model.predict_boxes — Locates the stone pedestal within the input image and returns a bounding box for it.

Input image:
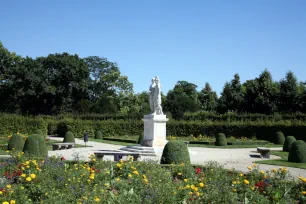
[142,114,168,148]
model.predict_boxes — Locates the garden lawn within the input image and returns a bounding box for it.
[254,151,306,169]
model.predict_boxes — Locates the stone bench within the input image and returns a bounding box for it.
[93,150,156,161]
[257,147,270,158]
[52,143,75,151]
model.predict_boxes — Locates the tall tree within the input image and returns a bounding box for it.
[279,71,299,112]
[218,74,244,113]
[198,82,218,111]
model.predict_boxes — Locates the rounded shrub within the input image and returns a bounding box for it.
[216,133,227,146]
[138,132,144,144]
[161,141,190,164]
[7,133,25,151]
[94,130,103,139]
[63,131,75,143]
[288,140,306,163]
[275,132,285,144]
[23,134,48,157]
[34,129,43,135]
[283,136,296,152]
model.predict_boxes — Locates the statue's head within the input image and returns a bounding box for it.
[155,76,160,84]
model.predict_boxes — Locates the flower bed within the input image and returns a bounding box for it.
[0,152,305,203]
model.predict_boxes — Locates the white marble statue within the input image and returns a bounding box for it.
[149,76,163,115]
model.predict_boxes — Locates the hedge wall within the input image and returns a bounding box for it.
[0,114,48,136]
[1,114,306,143]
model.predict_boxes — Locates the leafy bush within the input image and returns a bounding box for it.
[56,121,68,137]
[7,133,25,151]
[216,133,227,146]
[137,132,144,144]
[288,140,306,163]
[283,136,296,152]
[63,131,75,143]
[23,134,48,157]
[161,141,190,164]
[275,132,285,144]
[94,130,103,139]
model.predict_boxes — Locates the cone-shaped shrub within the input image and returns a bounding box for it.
[138,132,144,144]
[7,133,25,151]
[63,131,75,143]
[275,132,285,145]
[283,136,296,152]
[216,133,227,146]
[288,140,306,163]
[161,141,190,164]
[23,134,47,157]
[94,130,103,139]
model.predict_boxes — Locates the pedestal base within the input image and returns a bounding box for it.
[142,114,168,148]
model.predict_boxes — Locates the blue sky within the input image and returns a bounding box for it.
[1,0,306,95]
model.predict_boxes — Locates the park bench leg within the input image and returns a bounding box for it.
[114,155,123,161]
[263,152,270,158]
[133,155,140,161]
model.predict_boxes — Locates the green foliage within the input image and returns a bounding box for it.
[23,134,48,157]
[7,133,25,151]
[0,114,47,136]
[288,140,306,163]
[94,130,103,139]
[283,136,296,152]
[161,141,190,164]
[137,132,144,144]
[56,122,68,137]
[63,131,75,143]
[275,132,285,144]
[216,133,227,146]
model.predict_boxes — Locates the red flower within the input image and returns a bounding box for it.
[196,167,201,174]
[61,156,65,161]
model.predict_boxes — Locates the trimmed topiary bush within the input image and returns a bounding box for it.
[161,141,190,164]
[7,133,25,151]
[94,130,103,139]
[63,131,75,143]
[34,130,43,135]
[23,134,48,157]
[283,136,296,152]
[138,132,144,144]
[275,132,285,144]
[288,140,306,163]
[216,133,227,146]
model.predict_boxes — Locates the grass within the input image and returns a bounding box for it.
[89,138,136,146]
[254,150,306,169]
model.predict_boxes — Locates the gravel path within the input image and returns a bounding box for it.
[48,136,306,178]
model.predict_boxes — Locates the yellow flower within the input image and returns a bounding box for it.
[239,173,244,177]
[26,177,32,182]
[232,188,237,192]
[302,191,306,195]
[194,187,198,192]
[143,178,149,184]
[30,174,36,179]
[184,179,188,182]
[20,186,24,190]
[128,174,132,178]
[132,171,139,175]
[142,175,147,179]
[188,192,193,196]
[10,200,16,204]
[115,178,120,182]
[94,197,100,202]
[199,182,204,188]
[250,187,255,191]
[244,179,249,185]
[89,174,95,180]
[185,185,190,189]
[260,170,265,174]
[2,202,9,204]
[253,163,257,167]
[191,185,195,190]
[232,181,237,185]
[177,172,182,176]
[247,166,252,171]
[272,168,277,173]
[6,185,11,189]
[195,192,200,196]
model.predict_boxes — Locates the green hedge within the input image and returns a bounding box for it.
[1,114,306,143]
[0,114,48,136]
